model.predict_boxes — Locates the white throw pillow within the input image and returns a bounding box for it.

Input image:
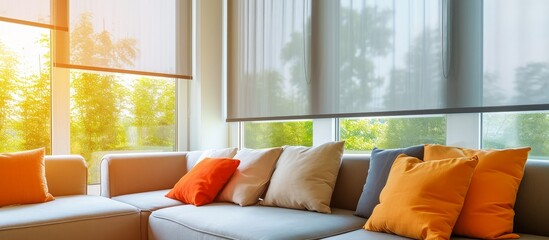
[261,141,345,213]
[217,147,283,206]
[196,147,238,164]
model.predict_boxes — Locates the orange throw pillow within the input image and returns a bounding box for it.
[0,148,55,207]
[365,154,478,240]
[424,144,531,239]
[166,157,240,206]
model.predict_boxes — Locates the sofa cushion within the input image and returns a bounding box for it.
[261,141,345,213]
[217,147,283,206]
[323,230,549,240]
[425,145,531,239]
[166,158,240,206]
[0,195,138,230]
[354,145,423,218]
[197,148,238,164]
[149,203,364,240]
[112,189,182,212]
[0,195,140,240]
[365,155,478,240]
[0,148,54,207]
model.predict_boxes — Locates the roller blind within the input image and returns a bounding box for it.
[228,0,448,121]
[0,0,192,79]
[228,0,549,122]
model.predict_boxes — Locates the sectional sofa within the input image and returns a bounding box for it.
[2,151,549,240]
[0,155,140,240]
[100,151,549,240]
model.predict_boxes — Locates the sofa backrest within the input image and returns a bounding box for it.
[100,152,188,197]
[330,154,370,211]
[330,155,549,237]
[45,155,87,196]
[513,159,549,236]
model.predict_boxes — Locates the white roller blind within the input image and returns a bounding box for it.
[0,0,192,79]
[56,0,192,79]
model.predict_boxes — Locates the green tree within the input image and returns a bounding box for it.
[131,77,175,147]
[0,41,19,151]
[70,13,136,163]
[382,28,446,148]
[514,63,549,157]
[338,6,392,112]
[17,34,51,153]
[244,121,312,149]
[340,118,386,151]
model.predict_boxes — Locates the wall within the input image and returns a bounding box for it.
[183,0,229,151]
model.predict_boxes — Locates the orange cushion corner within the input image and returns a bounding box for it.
[0,148,55,207]
[424,144,531,239]
[166,157,240,206]
[365,154,478,240]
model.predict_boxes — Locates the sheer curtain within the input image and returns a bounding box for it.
[228,0,445,121]
[483,0,549,107]
[228,0,311,120]
[55,0,192,79]
[0,0,192,79]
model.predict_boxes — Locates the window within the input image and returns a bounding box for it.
[0,22,51,153]
[242,120,313,149]
[483,112,549,159]
[0,0,192,184]
[340,116,446,153]
[71,72,176,184]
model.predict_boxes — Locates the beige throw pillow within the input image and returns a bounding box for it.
[261,141,345,213]
[196,147,238,164]
[217,147,283,206]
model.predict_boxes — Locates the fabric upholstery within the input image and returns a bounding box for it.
[324,230,549,240]
[113,190,181,240]
[197,147,238,163]
[0,195,140,240]
[149,203,364,240]
[44,155,87,196]
[514,160,549,237]
[0,148,54,207]
[425,145,531,239]
[101,152,188,198]
[217,147,283,206]
[262,141,345,213]
[330,154,370,211]
[166,158,240,206]
[365,155,478,240]
[355,145,424,218]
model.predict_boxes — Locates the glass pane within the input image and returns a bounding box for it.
[0,22,51,153]
[243,120,313,149]
[70,71,176,184]
[483,112,549,159]
[340,116,446,153]
[484,0,549,106]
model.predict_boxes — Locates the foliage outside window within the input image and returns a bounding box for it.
[340,116,446,153]
[0,22,51,154]
[483,112,549,160]
[243,121,313,149]
[0,6,180,184]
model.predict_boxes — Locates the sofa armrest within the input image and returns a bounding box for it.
[100,152,188,198]
[45,155,87,196]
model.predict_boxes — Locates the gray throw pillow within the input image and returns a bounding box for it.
[354,145,424,218]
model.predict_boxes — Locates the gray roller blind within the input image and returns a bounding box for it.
[227,0,549,122]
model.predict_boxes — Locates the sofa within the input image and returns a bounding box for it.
[0,155,141,240]
[100,151,549,240]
